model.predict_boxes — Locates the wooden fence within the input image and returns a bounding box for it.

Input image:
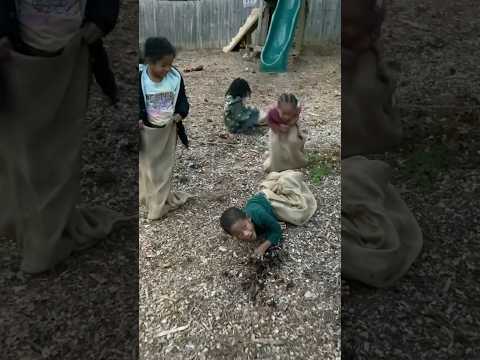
[139,0,340,50]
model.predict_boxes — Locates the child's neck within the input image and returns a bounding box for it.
[146,66,164,83]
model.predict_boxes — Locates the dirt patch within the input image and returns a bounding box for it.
[140,50,341,359]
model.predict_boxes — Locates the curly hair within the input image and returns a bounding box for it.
[220,207,247,234]
[144,37,176,63]
[226,78,252,99]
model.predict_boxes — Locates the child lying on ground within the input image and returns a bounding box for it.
[220,171,317,259]
[139,37,191,220]
[263,93,307,172]
[224,78,266,134]
[220,193,282,259]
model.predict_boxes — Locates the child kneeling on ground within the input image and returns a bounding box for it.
[224,78,266,134]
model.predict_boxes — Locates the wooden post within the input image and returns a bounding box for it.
[292,0,306,57]
[252,0,263,48]
[253,0,272,54]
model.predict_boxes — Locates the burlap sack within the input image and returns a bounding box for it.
[263,125,307,173]
[260,170,317,226]
[342,156,423,287]
[0,34,127,273]
[139,120,191,220]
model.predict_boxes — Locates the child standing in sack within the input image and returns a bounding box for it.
[139,37,191,220]
[263,93,307,173]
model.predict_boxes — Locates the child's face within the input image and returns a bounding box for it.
[342,24,373,51]
[342,0,378,51]
[241,93,251,105]
[230,218,257,242]
[149,54,175,81]
[278,102,300,123]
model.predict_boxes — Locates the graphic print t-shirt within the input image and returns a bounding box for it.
[140,65,181,127]
[16,0,87,52]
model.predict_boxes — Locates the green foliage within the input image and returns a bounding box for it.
[400,143,451,190]
[306,151,336,185]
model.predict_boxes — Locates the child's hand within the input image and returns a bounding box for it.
[279,124,290,133]
[252,240,271,260]
[81,22,104,44]
[172,114,183,124]
[288,116,299,127]
[255,246,266,257]
[251,248,264,261]
[0,37,11,61]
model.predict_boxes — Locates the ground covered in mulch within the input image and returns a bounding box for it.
[342,0,480,359]
[139,50,341,359]
[1,2,139,359]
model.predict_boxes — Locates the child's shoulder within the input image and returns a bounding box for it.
[267,106,280,119]
[246,193,271,209]
[172,66,184,78]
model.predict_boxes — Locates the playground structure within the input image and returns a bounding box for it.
[140,0,339,71]
[223,0,308,73]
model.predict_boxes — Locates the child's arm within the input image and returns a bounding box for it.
[251,207,282,256]
[288,116,299,127]
[174,75,189,119]
[139,71,147,124]
[266,107,284,134]
[84,0,120,37]
[287,107,301,127]
[254,240,272,258]
[174,75,190,148]
[263,216,282,247]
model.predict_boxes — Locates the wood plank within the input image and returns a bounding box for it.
[222,8,261,52]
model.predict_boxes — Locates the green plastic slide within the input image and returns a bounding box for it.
[260,0,302,73]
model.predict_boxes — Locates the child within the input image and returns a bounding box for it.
[0,3,123,274]
[220,171,317,258]
[263,93,307,173]
[341,0,402,158]
[220,193,282,258]
[139,37,191,220]
[224,78,266,134]
[342,0,385,56]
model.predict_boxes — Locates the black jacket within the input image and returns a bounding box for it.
[0,0,120,105]
[139,67,190,148]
